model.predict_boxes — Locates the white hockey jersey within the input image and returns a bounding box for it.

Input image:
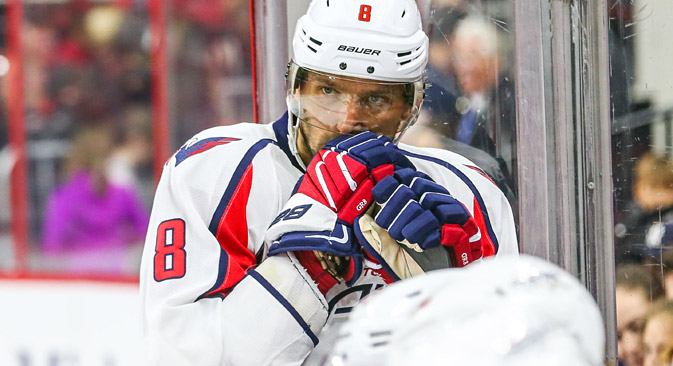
[139,113,518,365]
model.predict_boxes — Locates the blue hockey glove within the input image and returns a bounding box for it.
[324,132,415,175]
[369,169,484,268]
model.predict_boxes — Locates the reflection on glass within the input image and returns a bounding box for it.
[402,0,518,226]
[610,1,673,365]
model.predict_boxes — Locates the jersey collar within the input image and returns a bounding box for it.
[272,112,305,172]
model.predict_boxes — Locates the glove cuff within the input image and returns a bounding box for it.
[294,250,340,296]
[264,193,338,245]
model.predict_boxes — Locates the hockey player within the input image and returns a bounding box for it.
[139,0,518,365]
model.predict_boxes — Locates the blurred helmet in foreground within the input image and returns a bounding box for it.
[327,255,605,366]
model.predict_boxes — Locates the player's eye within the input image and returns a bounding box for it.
[321,86,334,95]
[365,95,391,110]
[368,95,384,104]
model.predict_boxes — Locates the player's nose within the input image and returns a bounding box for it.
[335,98,366,134]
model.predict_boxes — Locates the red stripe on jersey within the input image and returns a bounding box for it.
[472,196,496,257]
[465,165,497,187]
[206,164,256,297]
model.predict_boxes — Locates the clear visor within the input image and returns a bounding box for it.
[287,62,424,139]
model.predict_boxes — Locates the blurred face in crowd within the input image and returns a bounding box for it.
[665,273,673,300]
[294,70,410,164]
[428,40,453,74]
[634,181,673,213]
[643,312,673,366]
[633,153,673,213]
[617,286,650,366]
[452,32,498,96]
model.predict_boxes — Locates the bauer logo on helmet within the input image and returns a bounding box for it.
[337,45,381,56]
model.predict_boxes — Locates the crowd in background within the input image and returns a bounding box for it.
[0,0,252,274]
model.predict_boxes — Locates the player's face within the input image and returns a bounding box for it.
[293,70,411,163]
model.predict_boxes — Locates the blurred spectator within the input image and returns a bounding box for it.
[419,10,517,198]
[24,20,56,121]
[615,152,673,263]
[404,4,519,224]
[41,125,148,274]
[107,105,154,208]
[171,0,254,146]
[616,264,665,366]
[643,301,673,366]
[450,15,515,159]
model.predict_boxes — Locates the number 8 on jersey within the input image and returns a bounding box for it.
[154,219,187,281]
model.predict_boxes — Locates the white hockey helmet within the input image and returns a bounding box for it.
[286,0,428,164]
[294,0,428,81]
[326,255,606,366]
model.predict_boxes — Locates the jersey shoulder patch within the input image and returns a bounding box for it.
[174,137,241,167]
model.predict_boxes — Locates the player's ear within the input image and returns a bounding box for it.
[294,80,308,98]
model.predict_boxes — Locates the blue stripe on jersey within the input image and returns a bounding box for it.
[248,269,320,346]
[196,248,227,301]
[197,139,277,301]
[272,112,305,172]
[401,151,500,253]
